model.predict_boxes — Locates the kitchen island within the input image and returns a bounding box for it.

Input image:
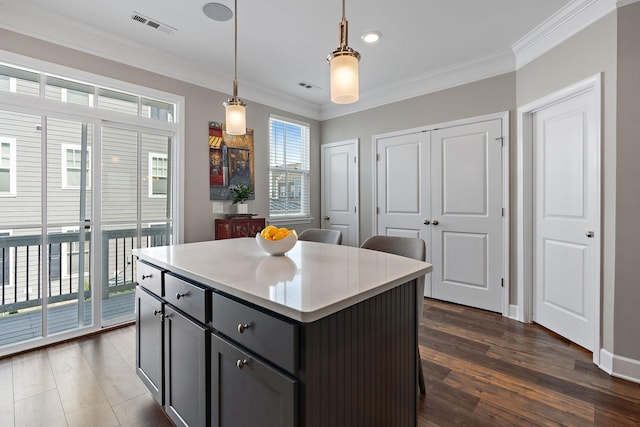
[133,237,432,427]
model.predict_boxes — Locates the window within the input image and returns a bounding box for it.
[62,144,90,189]
[0,138,16,197]
[269,116,310,219]
[59,227,90,281]
[149,153,168,197]
[46,76,94,107]
[0,64,40,96]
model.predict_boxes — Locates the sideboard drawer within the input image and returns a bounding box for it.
[136,260,164,296]
[165,273,210,324]
[212,292,297,374]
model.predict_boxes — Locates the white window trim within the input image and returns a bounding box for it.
[61,143,90,190]
[59,227,90,281]
[148,152,168,198]
[0,137,17,197]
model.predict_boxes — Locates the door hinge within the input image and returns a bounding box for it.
[501,278,504,287]
[496,136,504,147]
[376,154,380,161]
[354,206,357,213]
[376,207,379,214]
[502,208,504,217]
[354,156,357,164]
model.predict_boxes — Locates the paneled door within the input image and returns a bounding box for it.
[532,90,599,351]
[430,121,503,312]
[376,118,505,308]
[321,139,359,246]
[376,131,431,294]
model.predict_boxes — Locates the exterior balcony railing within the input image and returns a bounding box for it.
[0,226,171,315]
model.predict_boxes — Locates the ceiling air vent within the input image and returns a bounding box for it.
[298,81,321,92]
[131,11,177,35]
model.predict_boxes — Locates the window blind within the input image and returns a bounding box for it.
[269,116,310,218]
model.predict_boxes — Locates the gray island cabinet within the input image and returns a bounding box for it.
[133,238,431,427]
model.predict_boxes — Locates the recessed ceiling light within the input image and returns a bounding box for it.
[203,3,233,22]
[361,31,381,44]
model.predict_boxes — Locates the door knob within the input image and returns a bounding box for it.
[586,231,594,238]
[323,216,330,220]
[423,219,430,225]
[431,220,439,225]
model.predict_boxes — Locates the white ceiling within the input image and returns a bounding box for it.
[0,0,617,120]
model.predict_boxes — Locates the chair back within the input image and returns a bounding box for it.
[361,235,426,318]
[360,235,425,262]
[298,228,343,245]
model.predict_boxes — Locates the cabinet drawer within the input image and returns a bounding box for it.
[165,273,210,324]
[211,333,296,427]
[136,260,164,296]
[212,293,298,374]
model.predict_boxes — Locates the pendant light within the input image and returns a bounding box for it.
[224,0,246,135]
[327,0,360,104]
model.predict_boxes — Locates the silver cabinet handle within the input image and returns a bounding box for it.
[423,219,430,225]
[153,309,162,316]
[431,220,439,225]
[237,323,250,334]
[323,216,330,220]
[586,231,595,238]
[141,274,152,280]
[175,292,189,300]
[236,359,248,369]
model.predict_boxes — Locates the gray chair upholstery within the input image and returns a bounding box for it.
[360,235,427,395]
[298,228,343,245]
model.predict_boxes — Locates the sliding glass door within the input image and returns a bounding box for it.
[101,124,173,324]
[0,114,175,350]
[0,112,93,346]
[0,61,180,354]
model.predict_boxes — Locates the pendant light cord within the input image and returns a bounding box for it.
[233,0,238,97]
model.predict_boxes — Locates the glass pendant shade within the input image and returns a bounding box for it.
[329,53,359,104]
[225,98,246,135]
[222,0,246,136]
[327,0,360,105]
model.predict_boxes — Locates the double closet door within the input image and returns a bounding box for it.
[375,118,504,312]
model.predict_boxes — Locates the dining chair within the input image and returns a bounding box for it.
[360,235,427,395]
[297,228,343,245]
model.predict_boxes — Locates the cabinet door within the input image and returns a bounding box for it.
[136,286,164,404]
[164,305,210,427]
[211,333,297,427]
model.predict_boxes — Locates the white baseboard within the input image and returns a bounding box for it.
[599,349,640,384]
[508,304,522,321]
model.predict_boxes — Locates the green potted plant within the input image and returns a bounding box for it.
[229,184,253,213]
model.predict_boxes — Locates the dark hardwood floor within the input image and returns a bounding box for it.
[1,298,639,426]
[418,298,640,426]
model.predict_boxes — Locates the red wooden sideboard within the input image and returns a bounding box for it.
[215,217,266,240]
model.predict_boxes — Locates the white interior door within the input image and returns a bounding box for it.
[376,131,431,294]
[430,121,504,312]
[533,91,598,351]
[321,139,359,246]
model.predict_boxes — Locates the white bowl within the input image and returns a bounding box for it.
[255,230,298,256]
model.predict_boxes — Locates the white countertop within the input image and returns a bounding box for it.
[133,238,432,323]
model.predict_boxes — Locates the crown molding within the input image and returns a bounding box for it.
[617,0,640,7]
[320,49,515,120]
[3,0,636,122]
[512,0,619,69]
[0,3,322,120]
